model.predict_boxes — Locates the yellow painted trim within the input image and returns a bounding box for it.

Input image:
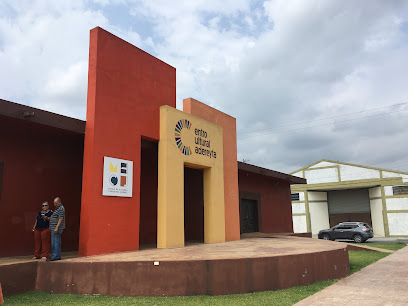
[308,200,328,203]
[304,192,311,233]
[304,165,341,183]
[291,177,403,192]
[387,210,408,213]
[385,194,408,199]
[305,165,338,171]
[380,170,383,179]
[389,235,408,237]
[381,186,390,237]
[290,159,327,174]
[291,200,305,203]
[337,165,342,182]
[289,159,408,176]
[292,213,307,216]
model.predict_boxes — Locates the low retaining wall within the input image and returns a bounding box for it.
[0,262,37,296]
[35,249,349,296]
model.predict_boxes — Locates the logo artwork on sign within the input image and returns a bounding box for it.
[174,119,192,156]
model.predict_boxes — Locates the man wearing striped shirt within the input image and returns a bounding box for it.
[46,197,65,261]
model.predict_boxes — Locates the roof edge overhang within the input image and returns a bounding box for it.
[0,98,86,134]
[238,161,306,185]
[291,177,404,192]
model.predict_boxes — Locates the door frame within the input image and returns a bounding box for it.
[239,190,262,233]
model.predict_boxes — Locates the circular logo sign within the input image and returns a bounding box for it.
[174,119,192,156]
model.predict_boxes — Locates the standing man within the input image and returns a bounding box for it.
[47,197,65,261]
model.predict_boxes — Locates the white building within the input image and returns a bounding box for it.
[290,159,408,237]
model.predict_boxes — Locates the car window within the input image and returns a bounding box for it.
[335,225,349,229]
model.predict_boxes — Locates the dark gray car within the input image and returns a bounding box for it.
[318,222,374,243]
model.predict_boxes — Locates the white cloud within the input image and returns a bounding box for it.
[1,0,408,173]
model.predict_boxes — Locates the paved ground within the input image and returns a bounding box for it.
[295,245,408,306]
[0,236,345,265]
[361,237,408,244]
[56,236,346,262]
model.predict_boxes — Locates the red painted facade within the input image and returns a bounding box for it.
[0,115,84,256]
[0,28,306,258]
[238,169,294,233]
[78,27,176,256]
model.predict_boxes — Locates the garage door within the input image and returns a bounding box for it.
[327,188,372,227]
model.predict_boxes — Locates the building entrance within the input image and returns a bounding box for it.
[240,199,258,233]
[184,167,204,243]
[139,139,158,246]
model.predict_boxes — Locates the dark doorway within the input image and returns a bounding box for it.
[240,199,259,233]
[139,139,158,246]
[184,167,204,243]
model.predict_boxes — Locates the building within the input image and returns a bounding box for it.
[290,159,408,237]
[0,27,305,257]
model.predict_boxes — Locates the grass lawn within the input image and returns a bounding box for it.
[348,250,389,274]
[3,250,398,306]
[358,243,406,251]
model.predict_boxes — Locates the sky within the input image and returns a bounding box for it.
[1,0,408,174]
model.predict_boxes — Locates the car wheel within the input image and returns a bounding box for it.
[322,234,331,241]
[353,234,363,243]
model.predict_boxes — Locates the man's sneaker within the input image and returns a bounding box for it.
[41,257,47,260]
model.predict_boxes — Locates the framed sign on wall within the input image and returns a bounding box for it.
[102,156,133,197]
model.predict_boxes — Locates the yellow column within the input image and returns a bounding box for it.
[204,167,226,243]
[157,105,225,248]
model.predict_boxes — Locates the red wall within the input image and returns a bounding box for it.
[238,170,294,233]
[0,115,83,256]
[79,27,176,256]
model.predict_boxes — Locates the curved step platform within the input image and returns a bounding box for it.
[35,237,349,296]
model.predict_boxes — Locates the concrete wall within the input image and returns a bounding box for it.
[369,187,385,236]
[305,167,338,184]
[388,213,408,235]
[292,215,307,233]
[308,192,329,235]
[291,191,307,233]
[384,185,408,235]
[339,165,380,181]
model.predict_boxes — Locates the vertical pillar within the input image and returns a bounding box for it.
[204,167,226,243]
[157,106,225,248]
[79,27,175,256]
